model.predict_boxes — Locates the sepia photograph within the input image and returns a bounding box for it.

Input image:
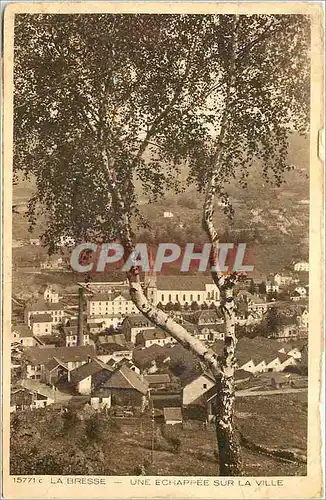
[2,2,324,499]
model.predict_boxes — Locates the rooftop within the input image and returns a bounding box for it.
[102,365,149,394]
[156,275,213,291]
[19,379,72,403]
[23,345,96,365]
[137,329,168,342]
[30,313,53,323]
[145,373,171,385]
[70,358,114,384]
[163,407,183,421]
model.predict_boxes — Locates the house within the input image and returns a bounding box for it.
[96,332,127,346]
[294,286,307,298]
[23,345,96,381]
[19,329,43,348]
[294,261,309,272]
[163,407,183,425]
[116,358,141,374]
[145,373,171,389]
[290,291,301,302]
[10,388,33,412]
[86,291,138,328]
[274,273,293,286]
[212,337,297,374]
[96,343,133,364]
[38,284,59,303]
[268,372,291,389]
[147,275,220,308]
[94,364,149,409]
[182,372,215,406]
[297,308,309,329]
[40,256,64,270]
[266,281,280,293]
[63,326,90,347]
[19,379,71,408]
[24,299,65,326]
[269,322,299,341]
[87,322,105,334]
[194,309,223,326]
[29,238,40,246]
[163,211,174,218]
[70,358,114,395]
[236,290,255,303]
[43,357,70,385]
[121,314,155,344]
[247,296,269,316]
[196,324,225,342]
[11,324,40,347]
[11,327,21,344]
[30,314,53,336]
[136,329,175,348]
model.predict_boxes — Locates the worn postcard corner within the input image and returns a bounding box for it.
[2,1,324,499]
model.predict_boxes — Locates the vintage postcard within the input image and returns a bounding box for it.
[2,1,324,499]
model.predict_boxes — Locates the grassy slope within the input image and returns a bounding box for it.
[12,134,309,274]
[10,392,307,476]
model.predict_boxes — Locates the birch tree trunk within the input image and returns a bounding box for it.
[201,14,243,476]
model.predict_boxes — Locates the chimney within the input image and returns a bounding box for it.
[77,286,84,346]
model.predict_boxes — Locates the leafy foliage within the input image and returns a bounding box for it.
[14,14,310,252]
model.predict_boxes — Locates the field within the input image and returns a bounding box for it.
[10,392,307,477]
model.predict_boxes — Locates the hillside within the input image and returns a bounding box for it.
[10,392,307,476]
[12,133,309,273]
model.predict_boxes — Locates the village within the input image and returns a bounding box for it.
[10,257,309,423]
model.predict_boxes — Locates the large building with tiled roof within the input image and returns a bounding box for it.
[86,291,138,328]
[146,274,220,308]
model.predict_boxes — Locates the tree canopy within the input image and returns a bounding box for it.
[14,13,310,252]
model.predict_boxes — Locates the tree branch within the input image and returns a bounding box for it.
[130,39,196,170]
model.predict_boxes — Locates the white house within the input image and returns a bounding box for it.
[121,314,156,344]
[297,308,309,329]
[163,211,174,218]
[294,286,307,298]
[135,328,176,348]
[247,296,269,316]
[40,256,64,270]
[274,273,293,286]
[182,372,215,406]
[87,291,138,328]
[19,330,42,348]
[63,326,90,347]
[266,281,280,293]
[24,299,65,326]
[70,358,113,395]
[30,314,53,336]
[39,284,59,303]
[294,261,309,272]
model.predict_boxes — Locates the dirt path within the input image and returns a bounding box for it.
[236,387,307,397]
